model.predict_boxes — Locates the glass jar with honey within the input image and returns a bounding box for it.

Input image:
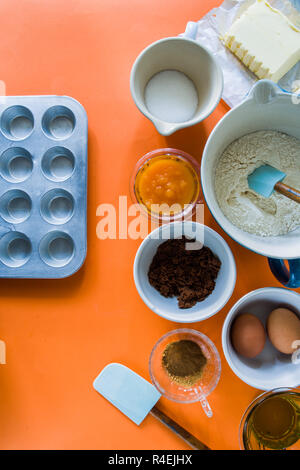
[240,387,300,450]
[130,148,201,222]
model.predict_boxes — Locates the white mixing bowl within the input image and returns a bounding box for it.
[222,288,300,390]
[133,221,236,323]
[201,79,300,288]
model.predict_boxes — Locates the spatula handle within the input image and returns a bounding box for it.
[150,405,210,450]
[274,182,300,203]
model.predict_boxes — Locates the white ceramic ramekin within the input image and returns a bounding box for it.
[222,287,300,391]
[201,79,300,288]
[133,221,236,323]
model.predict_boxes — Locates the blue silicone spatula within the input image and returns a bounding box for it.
[93,363,210,450]
[248,164,300,203]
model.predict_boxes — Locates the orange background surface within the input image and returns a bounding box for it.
[0,0,299,450]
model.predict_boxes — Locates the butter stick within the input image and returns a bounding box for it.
[223,0,300,82]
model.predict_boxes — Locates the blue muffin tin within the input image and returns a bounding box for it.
[0,96,87,278]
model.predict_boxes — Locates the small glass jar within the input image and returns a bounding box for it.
[149,328,221,404]
[130,148,201,223]
[239,387,300,450]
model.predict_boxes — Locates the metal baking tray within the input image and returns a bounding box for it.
[0,95,87,278]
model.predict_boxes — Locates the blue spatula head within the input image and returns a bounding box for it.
[93,363,161,425]
[248,164,286,198]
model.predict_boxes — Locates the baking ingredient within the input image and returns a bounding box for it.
[215,130,300,236]
[267,307,300,354]
[135,155,199,216]
[148,237,221,309]
[231,313,266,358]
[145,70,198,123]
[247,392,300,450]
[223,0,300,83]
[162,339,207,386]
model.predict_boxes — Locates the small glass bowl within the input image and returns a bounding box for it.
[239,387,300,450]
[130,148,201,223]
[149,328,221,404]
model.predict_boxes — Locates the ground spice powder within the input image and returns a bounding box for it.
[148,237,221,309]
[162,339,207,387]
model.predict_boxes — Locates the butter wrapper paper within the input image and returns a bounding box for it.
[183,0,300,107]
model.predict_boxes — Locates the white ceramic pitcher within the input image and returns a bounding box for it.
[130,34,223,136]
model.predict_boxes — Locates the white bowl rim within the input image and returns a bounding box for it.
[133,221,237,323]
[222,287,300,390]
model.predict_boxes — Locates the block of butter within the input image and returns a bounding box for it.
[223,0,300,82]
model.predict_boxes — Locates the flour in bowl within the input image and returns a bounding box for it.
[214,131,300,237]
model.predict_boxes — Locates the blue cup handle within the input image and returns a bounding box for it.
[268,258,300,288]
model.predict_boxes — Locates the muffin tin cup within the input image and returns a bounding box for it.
[1,105,34,140]
[0,231,32,268]
[0,190,32,224]
[40,189,74,225]
[41,146,75,182]
[42,106,76,140]
[0,96,87,278]
[0,147,33,183]
[39,231,75,268]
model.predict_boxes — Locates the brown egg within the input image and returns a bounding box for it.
[231,313,266,358]
[267,308,300,354]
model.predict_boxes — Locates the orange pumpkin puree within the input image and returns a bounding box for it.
[135,155,199,215]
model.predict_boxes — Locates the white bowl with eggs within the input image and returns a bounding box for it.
[222,288,300,391]
[134,221,236,323]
